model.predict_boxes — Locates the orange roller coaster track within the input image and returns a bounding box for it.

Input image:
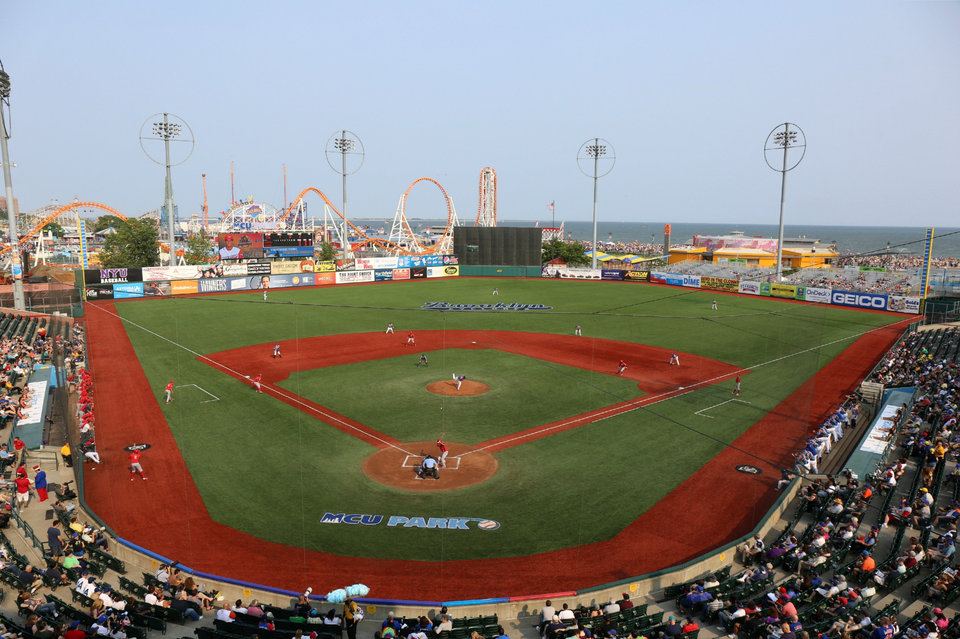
[0,201,129,256]
[285,178,457,256]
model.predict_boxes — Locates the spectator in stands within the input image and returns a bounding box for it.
[737,534,765,565]
[927,533,956,564]
[435,615,453,635]
[216,602,235,622]
[663,616,682,637]
[619,593,634,610]
[603,599,620,615]
[17,589,57,616]
[849,550,876,583]
[544,616,565,639]
[882,498,912,527]
[170,589,202,621]
[558,603,576,621]
[539,600,556,634]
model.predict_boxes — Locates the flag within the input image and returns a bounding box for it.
[547,201,554,211]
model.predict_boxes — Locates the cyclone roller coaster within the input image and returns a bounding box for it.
[2,171,504,263]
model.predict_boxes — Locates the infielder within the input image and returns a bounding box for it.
[129,449,147,481]
[417,353,429,367]
[273,343,282,359]
[617,360,627,376]
[385,322,394,334]
[406,331,416,346]
[253,373,263,393]
[575,325,582,336]
[164,380,174,404]
[669,353,680,366]
[733,374,741,396]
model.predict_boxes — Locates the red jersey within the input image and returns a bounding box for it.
[254,374,262,383]
[165,381,174,392]
[437,439,448,453]
[129,451,141,465]
[736,375,741,384]
[14,477,30,494]
[408,332,415,339]
[619,360,627,368]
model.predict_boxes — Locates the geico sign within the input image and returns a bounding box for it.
[832,292,886,309]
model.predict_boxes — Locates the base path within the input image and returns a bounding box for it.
[81,302,908,601]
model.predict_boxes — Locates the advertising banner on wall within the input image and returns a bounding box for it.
[336,270,375,284]
[888,296,921,314]
[84,268,143,285]
[701,277,738,292]
[392,268,411,280]
[198,278,230,294]
[315,260,336,272]
[770,283,797,299]
[143,264,248,281]
[374,269,394,281]
[622,270,649,282]
[601,269,623,280]
[143,281,170,296]
[739,281,761,295]
[804,287,831,304]
[682,274,701,289]
[760,283,771,296]
[84,285,114,300]
[427,265,460,278]
[271,260,318,274]
[171,280,199,295]
[357,257,400,270]
[113,282,144,299]
[831,290,888,310]
[217,232,265,259]
[410,255,458,267]
[315,272,336,285]
[411,267,428,279]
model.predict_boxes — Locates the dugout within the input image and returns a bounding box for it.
[453,227,543,277]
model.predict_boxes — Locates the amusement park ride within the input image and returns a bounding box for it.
[2,168,519,268]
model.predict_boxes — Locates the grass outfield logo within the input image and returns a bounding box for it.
[320,512,501,531]
[421,301,552,311]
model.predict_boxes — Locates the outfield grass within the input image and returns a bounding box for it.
[113,279,902,560]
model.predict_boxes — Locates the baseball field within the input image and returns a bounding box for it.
[80,277,911,600]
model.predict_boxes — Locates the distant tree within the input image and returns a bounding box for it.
[98,218,160,267]
[42,221,65,237]
[92,215,126,233]
[183,232,214,265]
[318,241,336,261]
[541,238,589,266]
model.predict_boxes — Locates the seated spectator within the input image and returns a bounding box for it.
[738,535,765,565]
[169,590,202,621]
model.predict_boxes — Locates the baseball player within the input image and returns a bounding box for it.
[405,331,416,346]
[711,299,718,310]
[385,322,394,334]
[129,449,147,481]
[575,325,582,336]
[273,343,281,359]
[669,353,680,366]
[436,438,449,468]
[252,373,263,393]
[417,353,429,367]
[492,287,499,296]
[164,380,174,404]
[733,374,741,396]
[617,360,627,376]
[452,373,466,390]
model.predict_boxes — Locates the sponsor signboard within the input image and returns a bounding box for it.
[555,268,600,279]
[228,278,249,291]
[442,265,459,277]
[84,268,143,285]
[831,290,888,310]
[770,283,797,299]
[392,268,411,281]
[622,270,649,282]
[143,264,246,281]
[320,512,500,530]
[315,260,336,272]
[198,278,230,293]
[411,267,428,279]
[84,285,114,300]
[760,283,771,296]
[271,260,318,274]
[804,287,831,304]
[356,257,400,270]
[422,302,553,311]
[681,274,701,288]
[739,281,761,295]
[601,269,623,280]
[701,276,738,292]
[315,272,336,285]
[374,269,394,281]
[171,280,199,295]
[427,266,459,278]
[335,270,375,284]
[410,255,459,267]
[143,281,170,296]
[888,296,921,314]
[112,282,144,299]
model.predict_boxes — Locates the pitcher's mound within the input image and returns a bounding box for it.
[364,441,498,491]
[427,380,490,396]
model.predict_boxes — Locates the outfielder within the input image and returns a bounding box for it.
[164,380,174,404]
[417,353,429,367]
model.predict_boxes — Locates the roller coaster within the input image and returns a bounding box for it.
[3,174,476,261]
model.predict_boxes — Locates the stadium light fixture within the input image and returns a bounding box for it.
[0,59,26,310]
[325,130,365,260]
[577,138,616,270]
[764,123,806,282]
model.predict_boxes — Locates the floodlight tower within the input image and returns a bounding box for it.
[764,123,806,281]
[577,138,616,270]
[325,130,364,260]
[140,112,194,266]
[0,60,26,310]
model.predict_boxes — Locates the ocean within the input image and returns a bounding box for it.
[354,219,960,258]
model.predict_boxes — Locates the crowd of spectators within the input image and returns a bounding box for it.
[835,253,960,271]
[869,327,958,389]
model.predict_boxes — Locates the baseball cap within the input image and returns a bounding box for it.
[861,550,870,556]
[70,622,80,629]
[225,234,234,240]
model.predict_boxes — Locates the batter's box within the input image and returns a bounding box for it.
[176,383,220,404]
[402,454,461,470]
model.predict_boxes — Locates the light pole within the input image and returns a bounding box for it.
[764,123,806,281]
[140,113,194,266]
[577,138,616,270]
[325,130,364,260]
[0,60,26,310]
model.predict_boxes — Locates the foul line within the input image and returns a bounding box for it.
[87,304,418,457]
[460,317,913,457]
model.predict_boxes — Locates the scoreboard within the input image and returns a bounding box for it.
[261,232,314,258]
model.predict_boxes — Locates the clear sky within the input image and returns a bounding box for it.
[4,1,959,227]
